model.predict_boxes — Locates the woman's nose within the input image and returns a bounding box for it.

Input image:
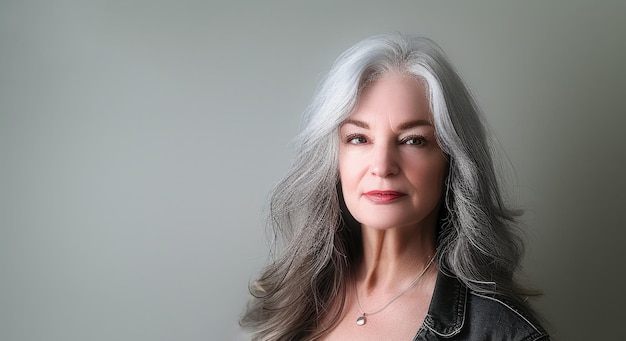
[369,144,399,177]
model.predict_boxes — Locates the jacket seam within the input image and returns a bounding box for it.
[470,292,545,335]
[424,285,467,337]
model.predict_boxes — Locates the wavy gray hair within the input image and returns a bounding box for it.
[241,33,535,341]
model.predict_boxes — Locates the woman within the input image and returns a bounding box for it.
[241,33,549,340]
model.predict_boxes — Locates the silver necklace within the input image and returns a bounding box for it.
[354,255,435,326]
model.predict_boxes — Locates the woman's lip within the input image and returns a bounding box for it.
[363,191,406,203]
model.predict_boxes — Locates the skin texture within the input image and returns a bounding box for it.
[322,74,448,340]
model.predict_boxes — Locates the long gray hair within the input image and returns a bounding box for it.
[241,33,535,341]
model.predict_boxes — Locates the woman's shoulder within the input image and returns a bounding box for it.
[420,272,549,340]
[464,290,549,340]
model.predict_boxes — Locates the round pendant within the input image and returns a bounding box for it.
[356,315,367,326]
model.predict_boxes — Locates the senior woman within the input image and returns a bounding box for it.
[241,33,549,340]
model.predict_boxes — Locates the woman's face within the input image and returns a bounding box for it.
[338,74,448,231]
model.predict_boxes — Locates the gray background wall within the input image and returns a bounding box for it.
[1,1,624,340]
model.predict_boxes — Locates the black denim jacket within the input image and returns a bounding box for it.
[413,271,550,340]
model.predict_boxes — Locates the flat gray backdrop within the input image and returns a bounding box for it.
[1,1,624,340]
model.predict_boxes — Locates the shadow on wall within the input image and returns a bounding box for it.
[522,28,625,339]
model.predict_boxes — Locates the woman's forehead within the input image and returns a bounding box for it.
[346,74,434,128]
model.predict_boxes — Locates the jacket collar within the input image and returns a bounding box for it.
[422,270,467,337]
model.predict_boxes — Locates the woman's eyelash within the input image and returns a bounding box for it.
[344,134,428,145]
[401,135,428,145]
[345,134,367,144]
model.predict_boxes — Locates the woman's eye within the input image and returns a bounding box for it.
[347,135,367,144]
[402,136,426,145]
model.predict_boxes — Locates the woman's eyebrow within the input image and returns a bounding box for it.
[397,119,433,130]
[340,119,369,129]
[341,118,433,130]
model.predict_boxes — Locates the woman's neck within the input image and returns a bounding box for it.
[356,223,437,294]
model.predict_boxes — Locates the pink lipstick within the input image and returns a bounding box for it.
[363,190,406,203]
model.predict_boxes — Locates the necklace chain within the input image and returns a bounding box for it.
[354,255,435,326]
